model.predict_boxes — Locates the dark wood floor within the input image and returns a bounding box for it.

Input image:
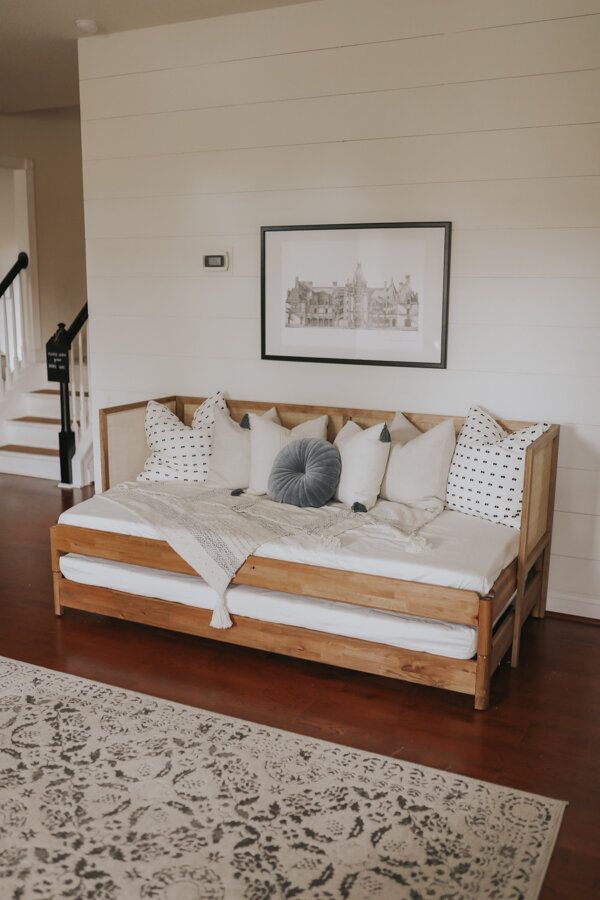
[0,473,598,898]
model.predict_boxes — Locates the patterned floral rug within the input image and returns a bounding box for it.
[0,656,565,899]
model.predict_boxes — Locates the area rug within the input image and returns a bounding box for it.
[0,657,565,899]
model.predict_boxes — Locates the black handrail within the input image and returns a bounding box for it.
[65,303,88,344]
[0,251,28,298]
[45,302,88,485]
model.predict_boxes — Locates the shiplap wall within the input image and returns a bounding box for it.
[78,0,600,618]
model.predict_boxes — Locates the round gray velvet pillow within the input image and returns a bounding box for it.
[268,438,341,508]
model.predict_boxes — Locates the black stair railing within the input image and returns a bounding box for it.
[1,252,29,388]
[0,251,28,299]
[45,303,88,484]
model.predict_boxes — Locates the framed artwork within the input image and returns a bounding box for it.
[261,221,451,368]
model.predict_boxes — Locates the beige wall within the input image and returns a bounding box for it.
[0,167,17,275]
[79,0,600,618]
[0,106,87,340]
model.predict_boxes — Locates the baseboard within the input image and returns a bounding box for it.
[547,590,600,621]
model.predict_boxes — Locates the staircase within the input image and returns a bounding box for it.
[0,253,93,486]
[0,380,88,480]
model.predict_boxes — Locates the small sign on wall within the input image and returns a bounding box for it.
[45,324,70,383]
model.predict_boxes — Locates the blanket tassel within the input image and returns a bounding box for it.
[210,596,233,629]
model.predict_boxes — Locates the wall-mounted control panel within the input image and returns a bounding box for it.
[203,253,229,270]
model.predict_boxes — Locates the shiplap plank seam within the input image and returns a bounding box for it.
[81,65,600,123]
[84,225,600,236]
[78,9,600,81]
[87,347,600,377]
[82,173,600,203]
[81,123,600,162]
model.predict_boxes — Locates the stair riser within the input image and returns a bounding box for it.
[0,452,60,480]
[5,423,59,450]
[25,395,61,418]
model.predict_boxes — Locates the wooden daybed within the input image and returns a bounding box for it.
[50,396,559,710]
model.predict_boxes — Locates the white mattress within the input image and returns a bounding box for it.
[60,553,482,659]
[59,495,519,595]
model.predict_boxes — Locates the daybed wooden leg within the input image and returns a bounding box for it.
[474,690,490,712]
[474,599,492,710]
[510,611,521,667]
[511,571,526,668]
[532,432,559,619]
[53,572,63,617]
[533,546,551,619]
[511,623,520,667]
[50,525,64,616]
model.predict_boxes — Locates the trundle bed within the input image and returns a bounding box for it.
[50,397,559,710]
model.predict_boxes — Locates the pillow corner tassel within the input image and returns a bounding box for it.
[210,595,233,629]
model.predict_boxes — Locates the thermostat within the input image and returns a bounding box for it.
[203,253,229,270]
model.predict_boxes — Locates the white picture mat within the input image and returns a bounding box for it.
[263,226,447,364]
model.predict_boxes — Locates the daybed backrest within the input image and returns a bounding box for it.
[100,394,539,490]
[176,396,532,442]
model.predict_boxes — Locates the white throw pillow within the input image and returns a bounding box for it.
[138,392,227,482]
[191,390,228,435]
[446,406,549,528]
[381,417,456,504]
[207,406,279,489]
[388,411,421,445]
[334,420,391,511]
[247,414,329,495]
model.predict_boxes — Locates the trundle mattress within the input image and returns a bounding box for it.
[58,495,519,595]
[60,553,492,660]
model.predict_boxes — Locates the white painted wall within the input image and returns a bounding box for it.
[79,0,600,618]
[0,168,18,275]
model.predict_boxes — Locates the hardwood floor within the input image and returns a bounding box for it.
[0,473,598,898]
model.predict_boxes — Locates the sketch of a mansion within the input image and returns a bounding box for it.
[285,263,419,330]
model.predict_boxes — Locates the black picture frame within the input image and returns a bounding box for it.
[261,221,451,369]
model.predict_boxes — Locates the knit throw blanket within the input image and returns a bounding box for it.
[103,482,440,629]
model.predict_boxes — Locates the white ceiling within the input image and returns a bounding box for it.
[0,0,313,114]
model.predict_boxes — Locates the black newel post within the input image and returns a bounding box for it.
[58,382,75,484]
[46,322,75,484]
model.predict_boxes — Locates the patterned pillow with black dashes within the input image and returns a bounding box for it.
[137,392,228,483]
[445,406,549,529]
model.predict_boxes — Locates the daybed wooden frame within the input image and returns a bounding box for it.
[50,397,559,710]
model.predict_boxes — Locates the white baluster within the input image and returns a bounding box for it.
[9,284,20,377]
[14,273,25,365]
[69,345,79,440]
[2,289,11,387]
[85,323,90,430]
[5,286,11,376]
[77,328,85,432]
[0,295,5,396]
[19,268,33,366]
[86,323,89,428]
